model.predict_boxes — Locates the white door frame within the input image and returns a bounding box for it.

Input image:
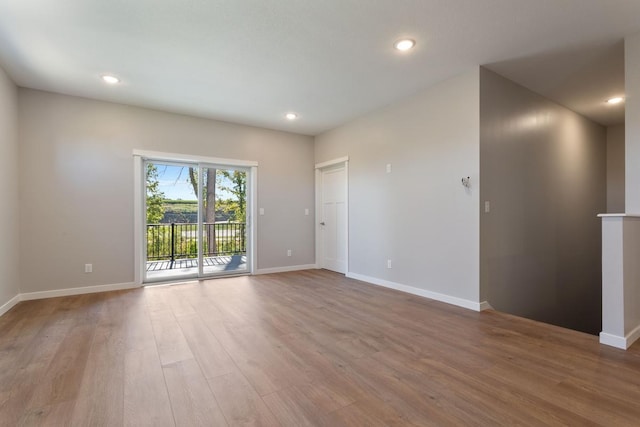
[133,149,258,285]
[315,156,349,273]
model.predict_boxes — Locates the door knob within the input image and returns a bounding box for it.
[320,222,325,225]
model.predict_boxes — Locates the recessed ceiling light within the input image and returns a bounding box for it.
[101,75,120,84]
[285,112,298,120]
[394,39,416,51]
[606,97,624,105]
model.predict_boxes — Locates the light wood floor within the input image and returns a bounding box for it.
[2,270,640,426]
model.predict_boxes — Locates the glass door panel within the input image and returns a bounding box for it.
[144,161,199,282]
[200,167,249,276]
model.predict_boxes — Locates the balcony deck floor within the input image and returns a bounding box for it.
[146,255,247,281]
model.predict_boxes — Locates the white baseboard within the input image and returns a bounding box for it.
[627,325,640,349]
[478,301,493,311]
[600,324,640,350]
[346,272,488,312]
[600,332,627,349]
[20,282,139,301]
[254,264,318,275]
[0,294,21,317]
[7,266,322,306]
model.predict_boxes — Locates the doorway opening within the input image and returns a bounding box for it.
[134,152,257,284]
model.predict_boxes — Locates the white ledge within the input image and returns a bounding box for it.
[598,213,640,218]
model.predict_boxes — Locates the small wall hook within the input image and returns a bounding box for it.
[461,177,471,188]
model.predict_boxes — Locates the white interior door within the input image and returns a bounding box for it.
[319,163,347,273]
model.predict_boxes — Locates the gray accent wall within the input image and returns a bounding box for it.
[315,70,481,304]
[18,89,315,293]
[480,68,606,335]
[607,124,625,213]
[0,65,19,308]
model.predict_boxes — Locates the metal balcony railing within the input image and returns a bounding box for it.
[146,222,246,264]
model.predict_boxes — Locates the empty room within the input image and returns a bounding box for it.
[2,0,640,425]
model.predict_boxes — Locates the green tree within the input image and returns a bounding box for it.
[146,163,165,223]
[216,198,239,220]
[218,170,247,222]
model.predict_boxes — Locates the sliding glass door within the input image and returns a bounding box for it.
[143,160,251,283]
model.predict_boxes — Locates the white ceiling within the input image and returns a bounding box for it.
[0,0,637,135]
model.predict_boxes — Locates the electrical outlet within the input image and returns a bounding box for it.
[287,249,292,257]
[305,208,309,216]
[484,201,491,213]
[386,163,392,173]
[85,264,93,273]
[387,259,392,269]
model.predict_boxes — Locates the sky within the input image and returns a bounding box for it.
[153,163,236,200]
[155,164,197,200]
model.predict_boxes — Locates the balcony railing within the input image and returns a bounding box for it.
[146,222,246,263]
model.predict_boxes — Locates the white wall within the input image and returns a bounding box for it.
[0,65,19,311]
[626,33,640,212]
[601,31,640,349]
[480,68,606,335]
[315,70,481,305]
[607,124,625,213]
[600,215,640,349]
[18,89,315,293]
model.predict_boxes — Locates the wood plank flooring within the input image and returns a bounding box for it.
[2,269,640,426]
